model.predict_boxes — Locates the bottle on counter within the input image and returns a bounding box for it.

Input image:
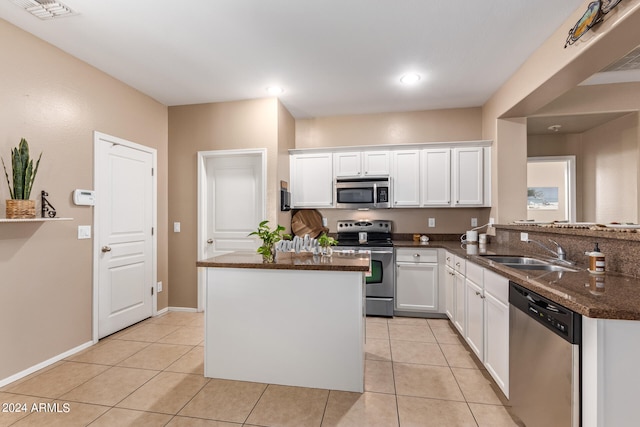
[587,242,605,275]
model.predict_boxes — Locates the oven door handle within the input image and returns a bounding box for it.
[361,250,393,255]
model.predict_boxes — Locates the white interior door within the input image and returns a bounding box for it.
[206,154,263,255]
[197,149,266,310]
[95,132,156,339]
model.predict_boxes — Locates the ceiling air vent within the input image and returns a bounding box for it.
[601,45,640,72]
[9,0,77,20]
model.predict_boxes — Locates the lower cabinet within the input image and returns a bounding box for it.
[442,252,510,398]
[465,278,484,360]
[395,248,439,313]
[483,269,509,398]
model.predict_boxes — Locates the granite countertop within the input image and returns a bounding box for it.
[394,239,640,320]
[197,251,370,272]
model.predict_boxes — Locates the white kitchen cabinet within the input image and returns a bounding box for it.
[334,151,390,178]
[421,148,451,206]
[483,269,509,397]
[444,252,455,320]
[452,147,484,206]
[395,248,439,313]
[452,256,466,334]
[363,151,390,176]
[333,152,362,177]
[465,277,484,361]
[392,150,421,207]
[290,153,334,208]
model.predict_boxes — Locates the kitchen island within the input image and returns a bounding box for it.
[196,251,370,392]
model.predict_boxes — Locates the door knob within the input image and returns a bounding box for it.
[207,239,214,244]
[101,246,112,253]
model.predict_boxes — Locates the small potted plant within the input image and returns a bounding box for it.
[2,138,42,219]
[249,220,290,263]
[317,232,338,257]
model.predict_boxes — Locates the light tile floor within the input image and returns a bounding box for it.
[0,312,523,426]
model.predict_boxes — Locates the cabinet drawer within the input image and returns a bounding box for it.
[396,248,438,263]
[484,269,509,304]
[466,261,483,286]
[444,251,455,268]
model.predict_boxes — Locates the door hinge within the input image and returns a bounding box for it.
[151,287,154,296]
[151,168,154,176]
[151,227,154,236]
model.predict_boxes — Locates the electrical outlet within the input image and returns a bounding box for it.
[471,218,478,227]
[520,232,529,242]
[157,281,163,292]
[489,217,495,226]
[428,218,436,227]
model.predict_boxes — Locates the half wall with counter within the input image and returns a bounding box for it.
[196,251,370,393]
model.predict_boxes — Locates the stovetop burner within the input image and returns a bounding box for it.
[336,219,392,247]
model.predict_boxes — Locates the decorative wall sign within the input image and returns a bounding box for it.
[565,0,623,48]
[41,190,57,218]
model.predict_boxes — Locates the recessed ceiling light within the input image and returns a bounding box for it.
[266,86,284,95]
[400,73,421,85]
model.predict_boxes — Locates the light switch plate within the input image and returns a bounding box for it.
[428,218,435,228]
[78,225,91,239]
[174,222,181,233]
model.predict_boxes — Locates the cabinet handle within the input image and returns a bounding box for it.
[446,257,450,261]
[481,295,486,299]
[475,291,481,296]
[413,253,420,258]
[456,262,460,267]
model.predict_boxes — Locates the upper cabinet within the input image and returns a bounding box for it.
[290,141,491,209]
[290,153,334,208]
[392,150,421,207]
[334,151,390,178]
[452,147,484,206]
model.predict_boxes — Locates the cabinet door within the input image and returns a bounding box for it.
[396,262,438,312]
[363,151,390,177]
[485,291,509,398]
[465,278,484,361]
[452,147,483,206]
[392,150,421,207]
[444,265,455,320]
[334,152,362,178]
[453,270,465,334]
[290,153,333,208]
[421,148,451,206]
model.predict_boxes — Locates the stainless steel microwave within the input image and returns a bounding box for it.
[335,177,391,209]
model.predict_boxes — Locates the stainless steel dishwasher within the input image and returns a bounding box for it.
[509,282,581,427]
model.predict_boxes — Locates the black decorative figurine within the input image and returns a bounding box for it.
[41,190,57,218]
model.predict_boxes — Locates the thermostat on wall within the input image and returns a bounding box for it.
[73,189,95,206]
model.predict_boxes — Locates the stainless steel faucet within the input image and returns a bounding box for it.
[527,238,567,261]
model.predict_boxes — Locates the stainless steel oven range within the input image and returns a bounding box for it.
[333,220,394,317]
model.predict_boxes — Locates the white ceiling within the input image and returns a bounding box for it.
[0,0,592,118]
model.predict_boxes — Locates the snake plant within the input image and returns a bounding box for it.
[2,138,42,200]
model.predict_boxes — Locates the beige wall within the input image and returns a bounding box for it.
[0,19,168,381]
[168,98,293,308]
[483,0,640,224]
[296,108,482,148]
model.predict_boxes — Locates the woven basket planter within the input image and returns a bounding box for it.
[6,199,36,219]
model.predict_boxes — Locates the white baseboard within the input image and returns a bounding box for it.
[0,340,94,388]
[155,306,169,316]
[168,306,200,313]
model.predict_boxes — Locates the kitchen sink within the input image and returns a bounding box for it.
[481,255,579,272]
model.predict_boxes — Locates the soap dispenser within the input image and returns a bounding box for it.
[587,243,605,275]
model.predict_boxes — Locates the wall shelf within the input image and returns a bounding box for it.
[0,218,73,223]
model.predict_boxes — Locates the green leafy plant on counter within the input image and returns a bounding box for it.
[249,220,291,263]
[317,232,338,248]
[2,138,42,200]
[317,232,338,256]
